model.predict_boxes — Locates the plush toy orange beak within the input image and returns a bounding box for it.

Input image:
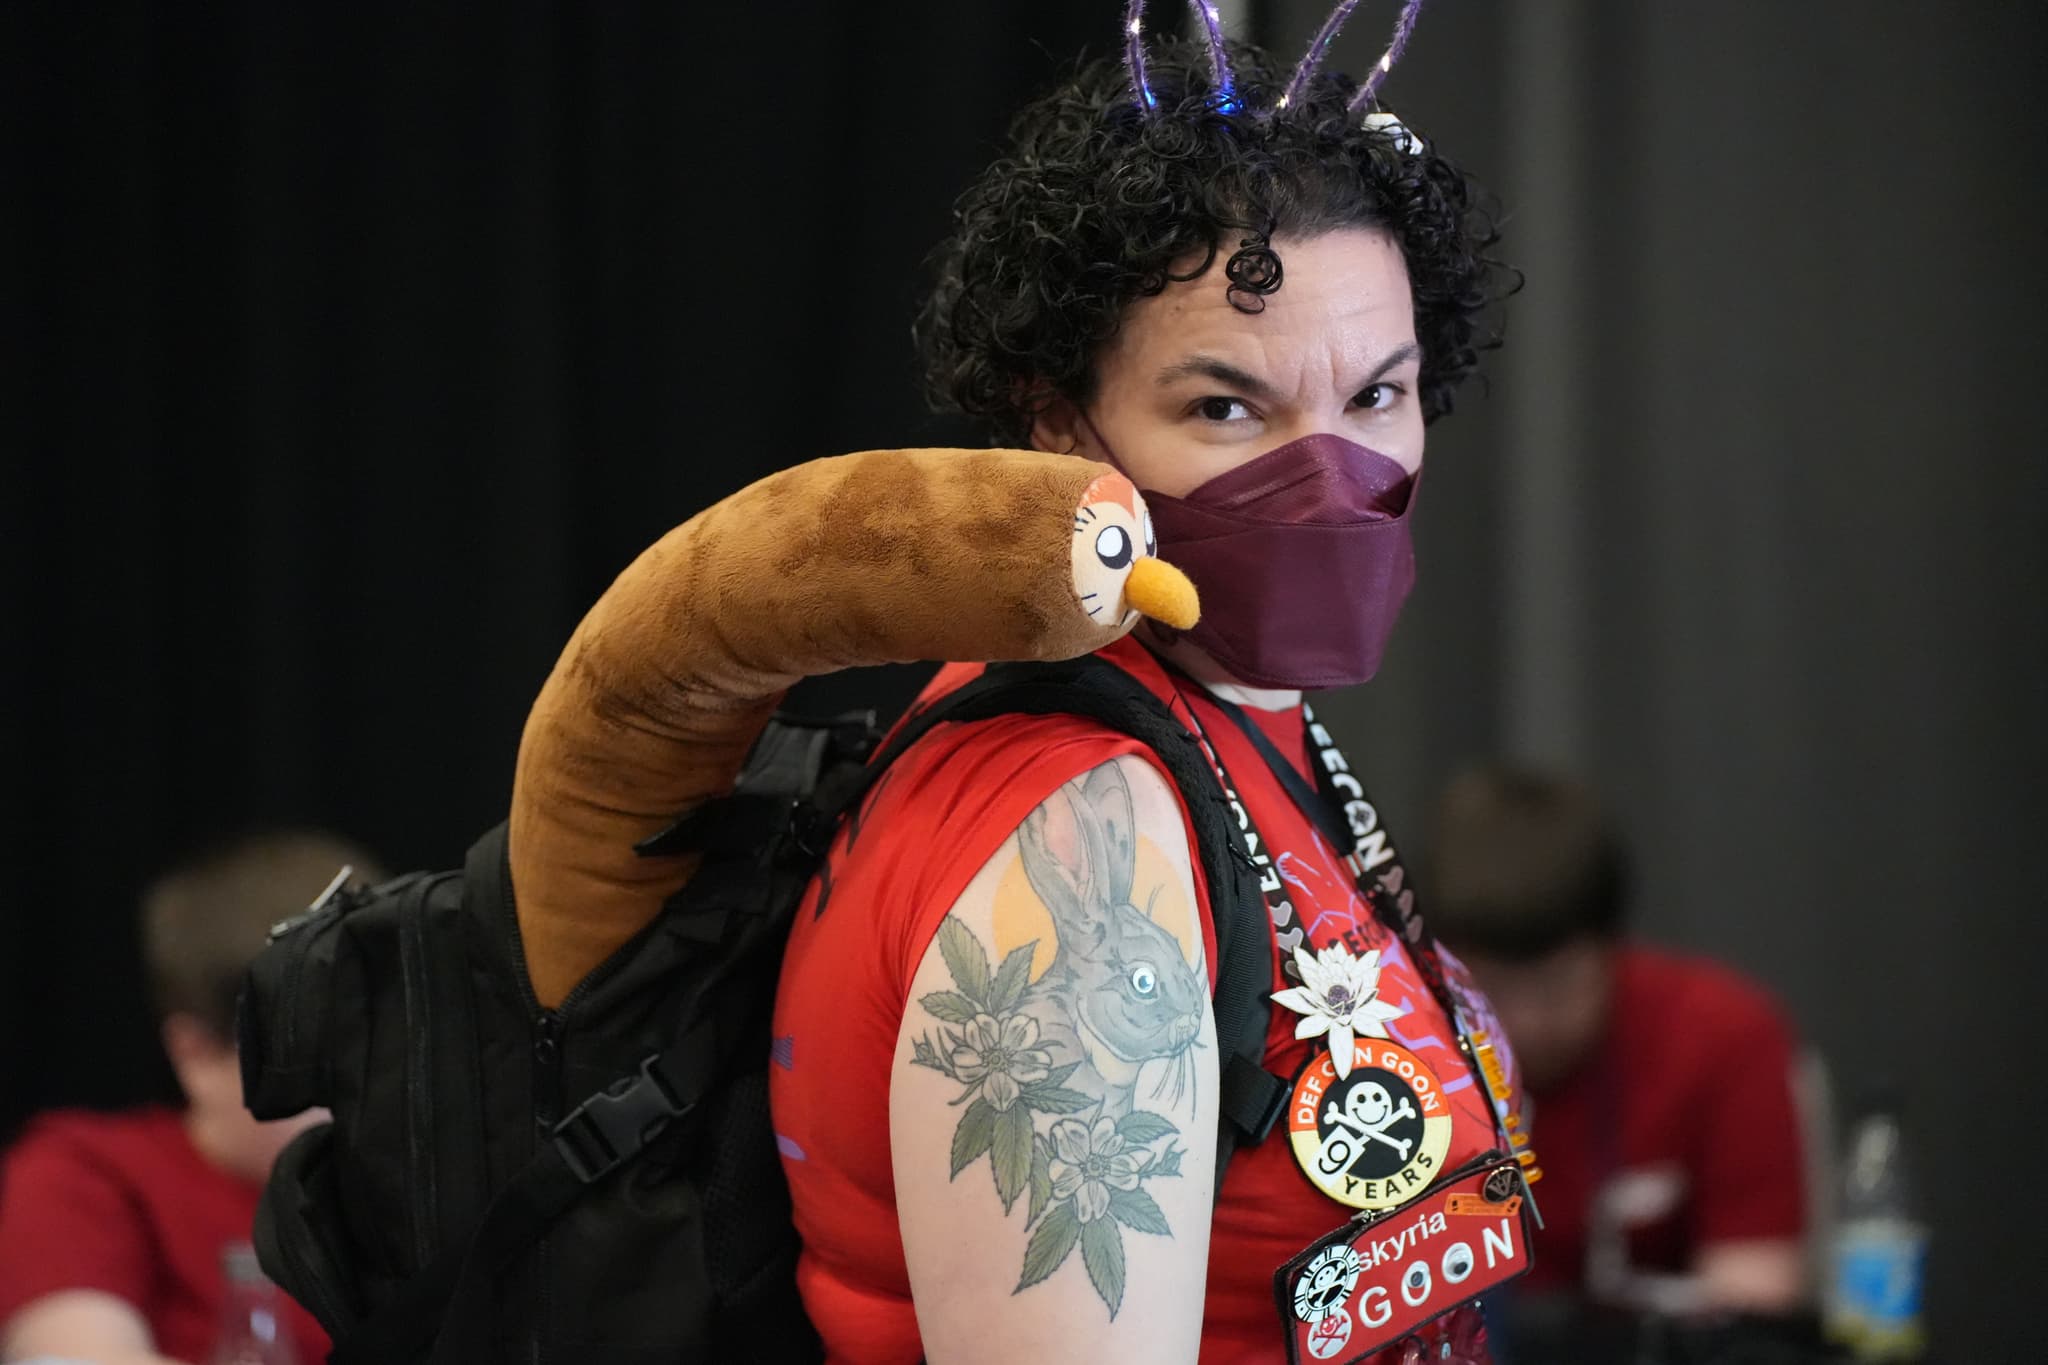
[1123,556,1200,630]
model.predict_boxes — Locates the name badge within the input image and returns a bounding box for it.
[1274,1160,1533,1364]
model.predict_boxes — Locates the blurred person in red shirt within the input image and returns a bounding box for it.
[1423,767,1808,1318]
[0,833,374,1365]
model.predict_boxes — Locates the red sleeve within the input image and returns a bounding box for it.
[858,708,1214,1000]
[1689,994,1808,1245]
[0,1119,156,1327]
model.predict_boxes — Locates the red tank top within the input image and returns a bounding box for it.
[771,638,1512,1362]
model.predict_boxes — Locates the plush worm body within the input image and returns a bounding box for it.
[509,447,1198,1007]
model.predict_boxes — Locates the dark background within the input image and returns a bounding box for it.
[2,2,2040,1359]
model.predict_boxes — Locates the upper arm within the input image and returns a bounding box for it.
[1692,1004,1807,1246]
[0,1131,159,1364]
[890,754,1218,1364]
[1,1289,164,1365]
[1688,1004,1810,1310]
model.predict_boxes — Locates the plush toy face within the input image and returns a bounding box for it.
[1070,468,1199,632]
[1070,471,1157,627]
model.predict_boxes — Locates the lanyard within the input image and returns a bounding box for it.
[1163,674,1517,1155]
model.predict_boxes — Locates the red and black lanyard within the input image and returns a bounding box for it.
[1163,673,1519,1159]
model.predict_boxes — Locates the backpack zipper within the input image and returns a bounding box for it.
[268,1196,352,1333]
[530,1009,561,1365]
[398,891,440,1270]
[497,861,556,1365]
[495,841,671,1365]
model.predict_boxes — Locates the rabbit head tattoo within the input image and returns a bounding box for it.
[1018,763,1205,1115]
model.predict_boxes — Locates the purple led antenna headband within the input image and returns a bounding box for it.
[1189,2,1238,111]
[1279,0,1426,113]
[1123,0,1157,111]
[1123,0,1427,119]
[1125,1,1237,113]
[1348,0,1423,112]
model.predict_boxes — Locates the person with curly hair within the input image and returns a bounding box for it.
[772,8,1524,1362]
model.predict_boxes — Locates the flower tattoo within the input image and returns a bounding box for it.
[951,1013,1054,1111]
[1047,1115,1143,1223]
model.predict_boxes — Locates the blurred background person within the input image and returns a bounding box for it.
[1424,766,1808,1319]
[0,832,378,1365]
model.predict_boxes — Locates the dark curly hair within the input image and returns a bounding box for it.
[916,39,1515,447]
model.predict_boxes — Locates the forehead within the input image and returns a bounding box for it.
[1102,228,1416,386]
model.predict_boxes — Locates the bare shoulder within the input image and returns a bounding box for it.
[890,754,1217,1364]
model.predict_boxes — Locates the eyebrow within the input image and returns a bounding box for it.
[1361,341,1423,385]
[1154,355,1284,404]
[1155,342,1424,401]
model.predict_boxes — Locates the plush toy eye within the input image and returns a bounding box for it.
[1142,511,1156,557]
[1129,962,1158,998]
[1094,524,1132,570]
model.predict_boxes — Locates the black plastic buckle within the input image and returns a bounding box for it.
[551,1056,691,1183]
[789,799,838,859]
[1247,1073,1291,1145]
[1222,1054,1293,1146]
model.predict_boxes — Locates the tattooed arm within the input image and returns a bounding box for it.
[891,756,1219,1363]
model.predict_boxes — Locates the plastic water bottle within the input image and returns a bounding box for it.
[1825,1092,1927,1360]
[209,1243,300,1365]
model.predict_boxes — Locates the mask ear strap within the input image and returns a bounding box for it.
[1078,410,1132,476]
[1079,411,1119,463]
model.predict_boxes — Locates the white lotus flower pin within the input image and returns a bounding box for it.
[1271,941,1408,1079]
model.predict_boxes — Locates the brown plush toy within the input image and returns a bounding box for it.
[508,447,1199,1007]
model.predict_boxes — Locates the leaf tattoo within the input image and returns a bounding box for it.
[991,1102,1033,1211]
[989,943,1035,1015]
[1018,1202,1081,1291]
[937,916,990,1004]
[950,1099,996,1177]
[1080,1217,1126,1320]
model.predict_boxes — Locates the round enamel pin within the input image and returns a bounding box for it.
[1292,1243,1363,1323]
[1287,1037,1454,1210]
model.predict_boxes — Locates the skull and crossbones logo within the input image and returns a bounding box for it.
[1324,1079,1419,1159]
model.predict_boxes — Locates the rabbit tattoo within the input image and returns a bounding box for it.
[1017,763,1206,1118]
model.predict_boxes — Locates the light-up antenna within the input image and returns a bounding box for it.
[1273,0,1426,115]
[1185,1,1238,112]
[1124,0,1158,113]
[1347,0,1423,113]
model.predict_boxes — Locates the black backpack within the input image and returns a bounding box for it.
[239,657,1290,1364]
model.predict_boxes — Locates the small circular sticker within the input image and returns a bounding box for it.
[1292,1243,1363,1323]
[1303,1302,1353,1360]
[1288,1038,1454,1210]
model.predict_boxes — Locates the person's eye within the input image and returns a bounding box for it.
[1354,383,1405,412]
[1194,396,1254,423]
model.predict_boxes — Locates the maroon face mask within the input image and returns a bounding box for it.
[1105,430,1421,690]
